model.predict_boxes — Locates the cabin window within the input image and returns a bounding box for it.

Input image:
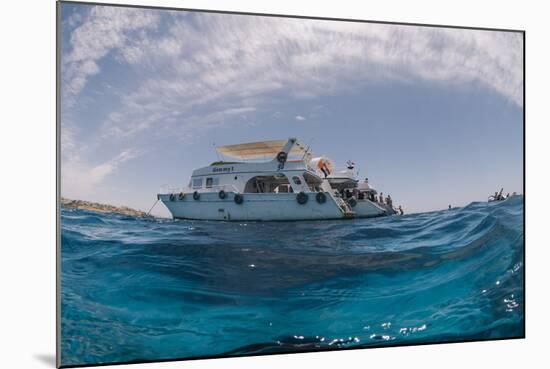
[192,178,203,188]
[244,175,291,193]
[277,184,291,193]
[207,177,220,188]
[292,176,302,185]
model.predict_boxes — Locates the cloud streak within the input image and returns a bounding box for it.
[62,148,140,199]
[63,8,523,134]
[92,12,522,139]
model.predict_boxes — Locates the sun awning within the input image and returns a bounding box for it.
[216,139,307,160]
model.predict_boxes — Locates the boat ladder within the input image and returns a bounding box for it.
[334,196,355,218]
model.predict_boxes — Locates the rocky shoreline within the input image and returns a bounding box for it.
[61,197,148,217]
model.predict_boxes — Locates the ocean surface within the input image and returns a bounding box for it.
[60,196,524,366]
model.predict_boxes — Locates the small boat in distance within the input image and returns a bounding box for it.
[158,138,398,221]
[488,188,516,202]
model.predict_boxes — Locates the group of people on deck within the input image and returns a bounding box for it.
[335,177,405,215]
[377,191,404,215]
[364,178,395,207]
[378,192,392,206]
[338,178,404,215]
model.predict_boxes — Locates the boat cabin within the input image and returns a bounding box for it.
[186,139,326,195]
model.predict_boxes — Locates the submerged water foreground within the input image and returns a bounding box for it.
[60,196,524,366]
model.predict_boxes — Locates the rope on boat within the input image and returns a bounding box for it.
[146,199,160,216]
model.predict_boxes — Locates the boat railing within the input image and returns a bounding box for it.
[205,184,241,194]
[159,184,180,194]
[159,184,242,195]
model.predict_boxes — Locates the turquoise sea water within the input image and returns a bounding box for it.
[60,196,524,366]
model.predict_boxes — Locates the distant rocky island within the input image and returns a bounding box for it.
[61,197,148,217]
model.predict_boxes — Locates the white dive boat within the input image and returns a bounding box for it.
[158,138,398,221]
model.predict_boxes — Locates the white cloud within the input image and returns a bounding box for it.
[295,115,306,121]
[89,12,522,142]
[88,149,139,184]
[62,6,160,107]
[64,11,83,29]
[62,148,140,198]
[222,106,257,115]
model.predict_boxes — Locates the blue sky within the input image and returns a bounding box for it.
[60,3,523,217]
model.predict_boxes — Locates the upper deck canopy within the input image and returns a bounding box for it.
[216,139,308,160]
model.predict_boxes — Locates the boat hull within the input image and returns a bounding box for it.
[351,199,389,218]
[159,192,347,221]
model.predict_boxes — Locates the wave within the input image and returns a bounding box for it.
[60,196,524,366]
